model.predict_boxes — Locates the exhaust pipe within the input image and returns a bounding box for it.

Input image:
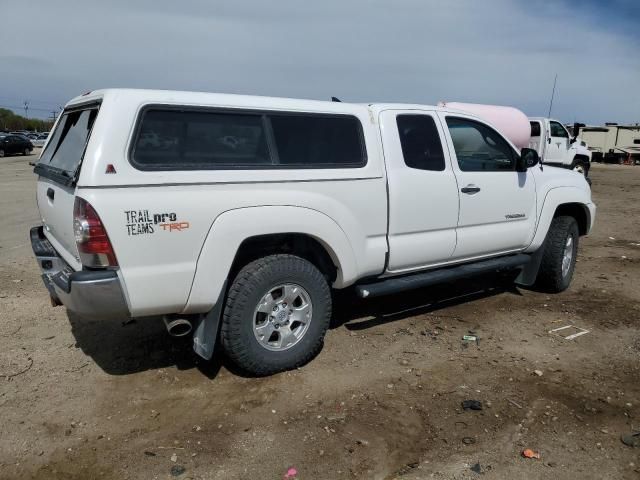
[163,315,192,337]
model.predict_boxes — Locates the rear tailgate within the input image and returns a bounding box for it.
[36,179,80,268]
[34,103,101,269]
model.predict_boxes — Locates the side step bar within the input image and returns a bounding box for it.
[355,254,531,299]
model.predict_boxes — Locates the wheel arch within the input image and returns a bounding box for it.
[228,233,339,285]
[554,202,590,236]
[182,205,358,314]
[526,187,593,252]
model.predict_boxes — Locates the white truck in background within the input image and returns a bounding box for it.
[436,104,592,179]
[529,118,592,178]
[31,89,596,376]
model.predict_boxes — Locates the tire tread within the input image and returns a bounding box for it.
[536,216,578,292]
[220,254,331,376]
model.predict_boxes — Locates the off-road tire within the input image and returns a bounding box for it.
[220,254,331,376]
[535,216,579,292]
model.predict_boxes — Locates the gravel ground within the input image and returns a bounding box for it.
[0,157,639,480]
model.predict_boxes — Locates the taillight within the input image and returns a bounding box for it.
[73,198,118,267]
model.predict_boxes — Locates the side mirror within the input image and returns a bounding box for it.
[517,148,539,172]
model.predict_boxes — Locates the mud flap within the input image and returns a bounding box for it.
[515,243,545,286]
[192,280,227,360]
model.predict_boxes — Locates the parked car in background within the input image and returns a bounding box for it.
[31,133,49,148]
[0,134,34,157]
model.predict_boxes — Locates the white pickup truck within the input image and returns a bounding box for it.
[529,118,592,178]
[31,89,595,375]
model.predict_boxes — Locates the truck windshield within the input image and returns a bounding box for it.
[38,106,99,175]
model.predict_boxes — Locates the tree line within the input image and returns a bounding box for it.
[0,108,54,132]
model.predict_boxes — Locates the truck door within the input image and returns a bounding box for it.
[545,120,571,164]
[379,110,459,272]
[439,113,537,259]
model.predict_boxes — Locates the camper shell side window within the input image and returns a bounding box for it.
[129,105,368,171]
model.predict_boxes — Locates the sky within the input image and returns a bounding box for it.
[1,0,638,124]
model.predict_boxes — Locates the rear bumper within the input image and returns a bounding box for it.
[30,226,130,320]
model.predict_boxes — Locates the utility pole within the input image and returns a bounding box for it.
[547,74,557,117]
[23,100,30,119]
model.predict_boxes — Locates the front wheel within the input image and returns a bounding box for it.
[535,216,579,292]
[0,149,4,158]
[23,148,30,156]
[220,254,332,376]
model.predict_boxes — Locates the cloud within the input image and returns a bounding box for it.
[1,0,638,124]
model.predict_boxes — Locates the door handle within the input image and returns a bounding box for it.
[46,188,55,201]
[461,185,481,194]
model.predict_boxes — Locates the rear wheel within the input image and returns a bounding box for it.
[535,216,579,292]
[220,254,331,376]
[0,149,4,158]
[23,148,30,156]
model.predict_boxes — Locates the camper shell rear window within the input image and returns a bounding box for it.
[129,106,367,170]
[34,101,101,186]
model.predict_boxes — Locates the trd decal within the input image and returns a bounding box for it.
[159,221,190,232]
[124,210,189,236]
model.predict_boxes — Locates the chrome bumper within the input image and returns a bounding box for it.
[30,226,130,320]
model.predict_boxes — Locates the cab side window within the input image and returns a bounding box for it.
[550,121,569,138]
[530,121,541,137]
[446,117,516,172]
[396,114,445,171]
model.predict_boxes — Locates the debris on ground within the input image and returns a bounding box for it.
[548,324,590,340]
[507,399,523,409]
[170,465,186,476]
[620,432,640,448]
[462,436,476,445]
[470,462,482,474]
[522,448,541,459]
[462,331,480,348]
[283,466,298,478]
[461,400,483,411]
[170,453,177,462]
[533,369,543,377]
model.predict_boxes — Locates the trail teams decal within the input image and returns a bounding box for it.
[125,210,190,236]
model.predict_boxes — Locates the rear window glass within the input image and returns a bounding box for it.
[133,110,270,168]
[130,107,366,170]
[39,107,99,173]
[530,121,541,137]
[270,115,364,167]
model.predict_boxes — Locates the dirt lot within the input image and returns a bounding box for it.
[0,156,638,480]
